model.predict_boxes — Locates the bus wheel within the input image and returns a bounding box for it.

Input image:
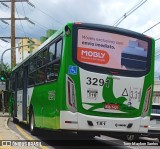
[30,110,37,135]
[12,108,18,123]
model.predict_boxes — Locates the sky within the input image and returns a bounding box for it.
[0,0,160,77]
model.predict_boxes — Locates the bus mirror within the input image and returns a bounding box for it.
[65,25,71,36]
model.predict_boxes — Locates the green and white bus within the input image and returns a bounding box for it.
[9,22,155,138]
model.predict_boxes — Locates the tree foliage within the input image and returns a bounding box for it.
[0,63,11,80]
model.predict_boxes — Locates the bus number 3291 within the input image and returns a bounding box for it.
[86,77,110,87]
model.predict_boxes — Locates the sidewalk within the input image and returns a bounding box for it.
[0,112,22,141]
[0,112,38,149]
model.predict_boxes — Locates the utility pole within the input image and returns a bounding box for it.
[0,0,35,68]
[11,0,16,68]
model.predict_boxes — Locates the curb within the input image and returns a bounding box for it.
[2,116,40,149]
[5,117,25,140]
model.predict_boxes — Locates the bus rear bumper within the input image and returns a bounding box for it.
[60,111,150,133]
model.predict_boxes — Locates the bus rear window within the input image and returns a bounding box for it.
[76,29,149,71]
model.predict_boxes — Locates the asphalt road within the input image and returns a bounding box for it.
[7,118,160,149]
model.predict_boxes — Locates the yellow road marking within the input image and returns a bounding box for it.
[16,124,48,149]
[16,125,33,140]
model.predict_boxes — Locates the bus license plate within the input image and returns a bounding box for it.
[104,104,120,110]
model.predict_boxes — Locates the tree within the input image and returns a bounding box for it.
[0,63,11,112]
[0,63,11,81]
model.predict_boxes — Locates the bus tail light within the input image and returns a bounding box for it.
[142,86,152,117]
[66,75,77,112]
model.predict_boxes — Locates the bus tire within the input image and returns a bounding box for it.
[13,116,18,123]
[30,110,37,136]
[12,107,18,124]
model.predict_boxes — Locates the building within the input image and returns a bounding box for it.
[18,38,41,63]
[40,29,57,43]
[153,80,160,104]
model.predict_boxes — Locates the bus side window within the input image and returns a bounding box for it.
[46,64,54,81]
[17,69,23,89]
[28,71,36,86]
[49,43,56,62]
[36,67,46,84]
[30,61,34,72]
[46,61,60,81]
[28,71,37,86]
[30,57,37,71]
[43,48,49,64]
[37,52,43,68]
[33,57,37,69]
[56,40,62,58]
[10,73,15,91]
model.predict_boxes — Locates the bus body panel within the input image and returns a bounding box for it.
[79,68,145,117]
[29,82,58,129]
[63,23,154,134]
[60,111,150,133]
[9,22,155,136]
[63,68,153,133]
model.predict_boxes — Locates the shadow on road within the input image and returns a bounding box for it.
[11,120,114,148]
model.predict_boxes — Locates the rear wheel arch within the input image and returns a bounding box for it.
[29,105,37,135]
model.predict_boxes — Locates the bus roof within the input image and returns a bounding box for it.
[12,22,154,72]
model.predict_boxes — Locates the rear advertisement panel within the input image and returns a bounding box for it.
[77,29,148,71]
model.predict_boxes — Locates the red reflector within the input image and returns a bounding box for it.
[144,125,148,128]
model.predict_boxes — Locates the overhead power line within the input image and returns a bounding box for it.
[141,21,160,41]
[1,2,9,8]
[0,38,9,43]
[0,0,32,68]
[113,0,147,27]
[155,54,160,57]
[155,47,160,57]
[30,4,63,25]
[156,37,160,41]
[29,0,76,25]
[27,1,35,8]
[27,17,49,30]
[15,5,27,37]
[0,19,9,25]
[142,21,160,34]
